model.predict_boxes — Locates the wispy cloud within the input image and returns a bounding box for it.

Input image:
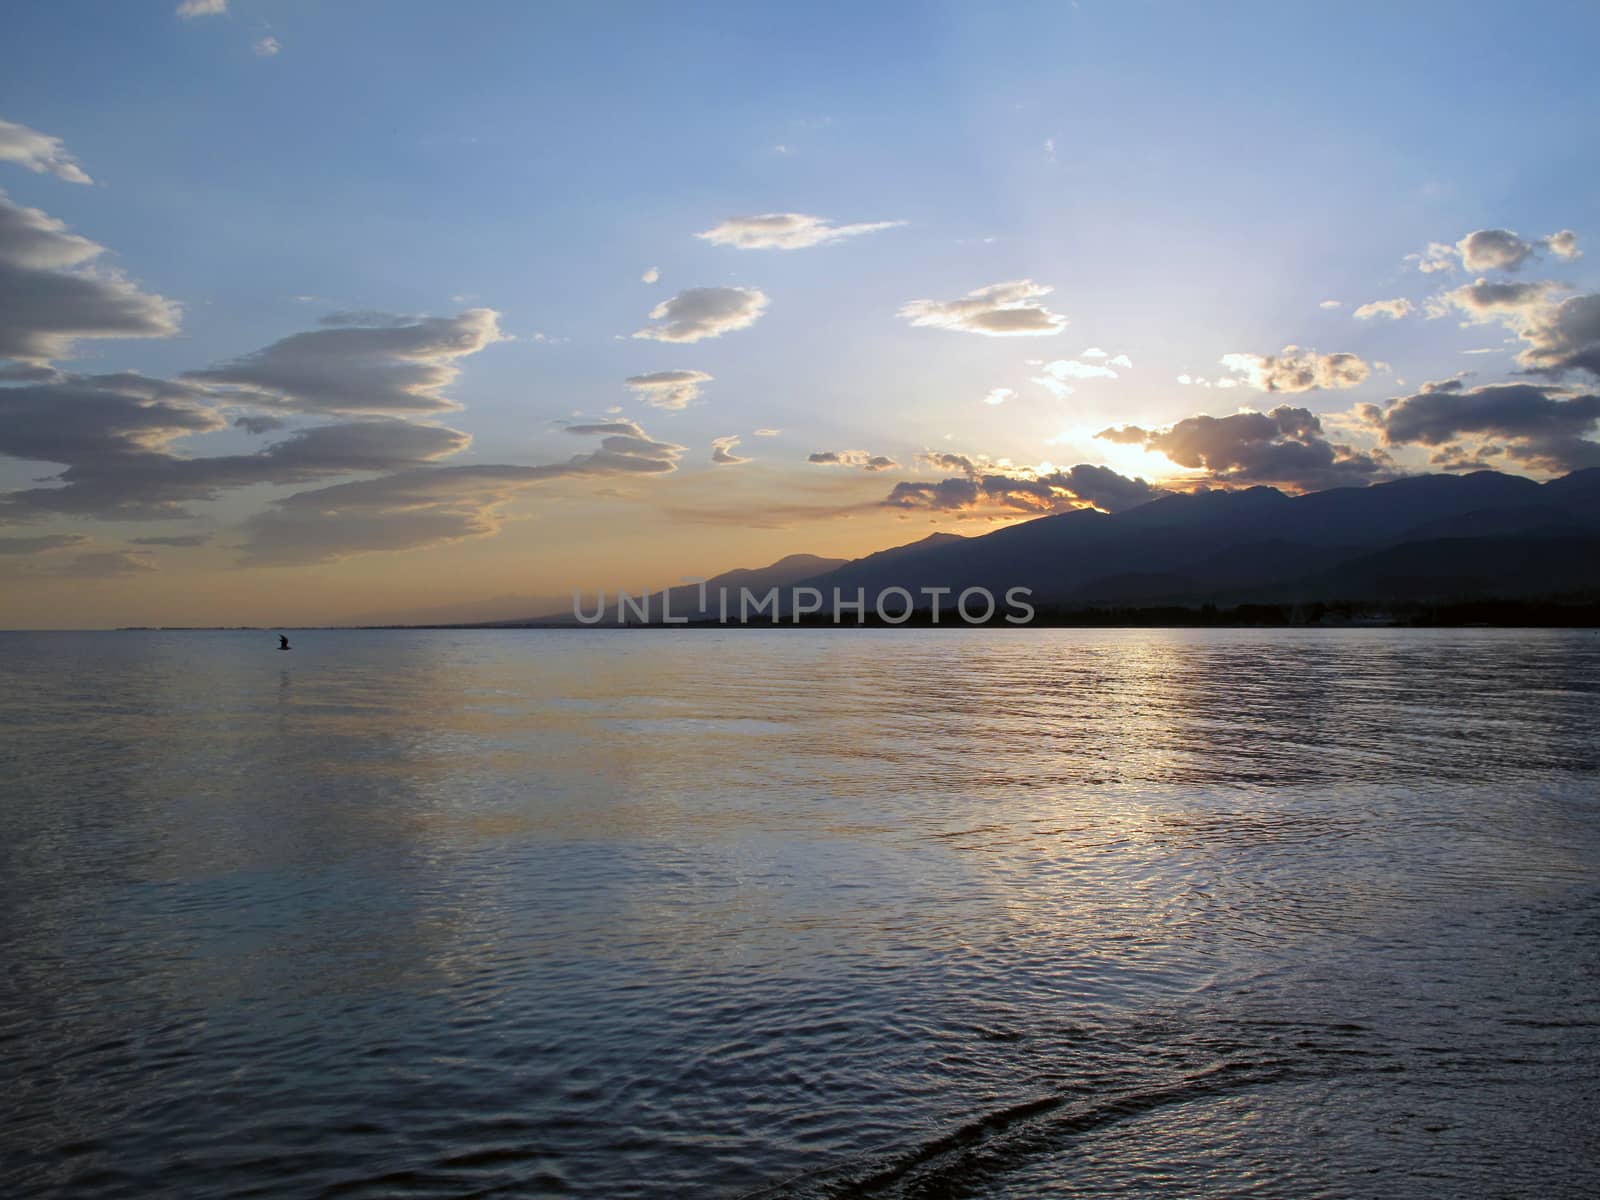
[624,369,712,410]
[1354,298,1413,320]
[696,213,903,250]
[0,117,92,184]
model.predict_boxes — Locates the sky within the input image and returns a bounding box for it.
[2,0,1598,628]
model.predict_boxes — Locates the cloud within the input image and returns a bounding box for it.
[0,190,181,362]
[253,36,280,57]
[0,117,92,184]
[1098,405,1391,490]
[1545,229,1582,262]
[632,287,768,343]
[1031,356,1127,396]
[0,361,59,382]
[1408,242,1457,274]
[185,308,505,414]
[0,370,471,520]
[1218,346,1371,392]
[175,0,227,15]
[623,368,711,410]
[1320,300,1343,309]
[50,550,157,578]
[1432,279,1600,379]
[982,387,1014,406]
[710,435,746,465]
[236,422,684,565]
[0,533,88,555]
[884,461,1162,515]
[899,279,1068,337]
[695,213,904,250]
[1409,228,1582,275]
[641,266,660,284]
[753,427,781,436]
[1433,277,1563,322]
[0,372,224,468]
[1458,229,1537,273]
[917,451,978,474]
[234,414,287,434]
[1354,298,1413,321]
[130,533,211,547]
[1360,380,1600,473]
[1517,293,1600,379]
[808,450,899,471]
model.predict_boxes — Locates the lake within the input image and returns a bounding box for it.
[2,628,1597,1197]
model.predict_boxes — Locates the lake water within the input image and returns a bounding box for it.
[2,628,1597,1198]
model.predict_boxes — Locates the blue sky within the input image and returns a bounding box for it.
[2,1,1598,625]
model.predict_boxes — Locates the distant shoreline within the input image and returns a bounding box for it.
[92,597,1600,632]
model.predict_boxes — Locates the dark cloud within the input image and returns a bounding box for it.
[129,533,212,547]
[1435,282,1600,381]
[185,308,505,415]
[884,477,982,510]
[918,451,979,474]
[0,190,180,362]
[234,414,288,434]
[0,533,88,555]
[1099,405,1392,490]
[1517,293,1600,379]
[236,422,685,565]
[0,362,59,383]
[808,449,900,471]
[0,371,470,520]
[0,372,225,467]
[1361,381,1600,473]
[885,462,1162,515]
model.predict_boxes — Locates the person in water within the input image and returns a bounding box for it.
[279,635,291,650]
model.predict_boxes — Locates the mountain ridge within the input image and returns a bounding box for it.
[454,469,1600,626]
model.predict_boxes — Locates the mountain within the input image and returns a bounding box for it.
[347,591,573,627]
[448,469,1600,627]
[780,468,1600,616]
[503,551,853,626]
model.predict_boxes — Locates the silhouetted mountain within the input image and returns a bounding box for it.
[504,551,853,626]
[782,469,1600,615]
[445,470,1600,627]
